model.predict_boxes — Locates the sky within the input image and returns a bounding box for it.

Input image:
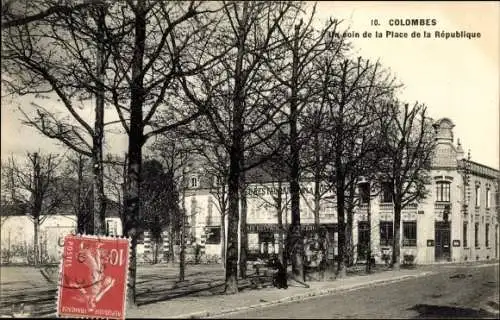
[1,1,499,169]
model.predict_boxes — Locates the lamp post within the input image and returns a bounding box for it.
[358,177,372,273]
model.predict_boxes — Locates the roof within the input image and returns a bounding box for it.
[458,159,499,180]
[0,203,28,216]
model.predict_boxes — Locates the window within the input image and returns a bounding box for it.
[475,185,480,207]
[191,176,199,188]
[402,221,417,247]
[380,221,393,246]
[485,223,490,247]
[381,182,393,203]
[259,232,275,256]
[436,181,450,202]
[205,227,221,244]
[486,188,490,209]
[474,223,479,248]
[360,184,370,204]
[463,222,468,247]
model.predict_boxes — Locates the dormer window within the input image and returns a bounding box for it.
[191,176,199,188]
[436,181,450,202]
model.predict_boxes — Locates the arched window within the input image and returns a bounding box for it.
[436,181,450,202]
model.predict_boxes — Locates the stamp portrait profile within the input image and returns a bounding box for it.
[57,234,130,319]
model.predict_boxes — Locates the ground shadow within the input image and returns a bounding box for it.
[136,273,276,307]
[0,288,57,317]
[135,270,210,286]
[408,303,497,319]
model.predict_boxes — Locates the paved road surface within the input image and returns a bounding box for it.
[221,264,499,319]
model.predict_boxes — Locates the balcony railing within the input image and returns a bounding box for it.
[379,203,393,211]
[434,202,452,210]
[402,238,417,247]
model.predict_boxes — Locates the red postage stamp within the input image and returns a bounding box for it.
[57,234,130,319]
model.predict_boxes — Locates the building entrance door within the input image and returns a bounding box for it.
[435,221,451,261]
[357,221,370,262]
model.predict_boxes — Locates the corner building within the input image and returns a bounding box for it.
[183,118,499,265]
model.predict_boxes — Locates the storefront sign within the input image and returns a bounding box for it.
[246,223,337,233]
[452,240,460,247]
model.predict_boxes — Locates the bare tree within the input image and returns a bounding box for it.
[179,1,303,293]
[184,137,230,266]
[149,132,191,275]
[104,153,128,232]
[2,2,114,235]
[2,152,64,265]
[299,103,339,234]
[317,53,398,278]
[262,6,343,282]
[379,101,435,270]
[252,159,291,266]
[95,0,223,303]
[1,0,103,28]
[141,158,174,264]
[63,152,93,234]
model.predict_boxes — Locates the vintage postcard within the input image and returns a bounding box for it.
[0,1,498,319]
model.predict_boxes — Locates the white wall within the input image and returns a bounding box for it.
[1,215,124,264]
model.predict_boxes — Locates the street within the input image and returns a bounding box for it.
[220,264,499,319]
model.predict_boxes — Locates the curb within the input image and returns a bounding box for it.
[176,271,435,319]
[479,296,500,316]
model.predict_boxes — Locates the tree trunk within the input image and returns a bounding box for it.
[168,223,174,264]
[124,0,146,306]
[180,186,186,281]
[276,181,285,265]
[289,22,304,283]
[335,175,346,279]
[392,201,402,270]
[313,131,321,229]
[33,218,40,266]
[314,177,321,229]
[346,206,354,266]
[239,162,247,279]
[345,219,353,267]
[93,4,106,236]
[76,154,85,235]
[225,151,240,294]
[220,210,226,266]
[224,1,247,294]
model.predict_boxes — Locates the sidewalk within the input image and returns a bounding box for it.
[0,261,495,318]
[479,294,500,316]
[126,267,435,319]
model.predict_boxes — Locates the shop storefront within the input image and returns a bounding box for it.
[246,223,338,262]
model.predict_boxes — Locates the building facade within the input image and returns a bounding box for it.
[0,212,123,264]
[184,118,500,265]
[1,118,498,266]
